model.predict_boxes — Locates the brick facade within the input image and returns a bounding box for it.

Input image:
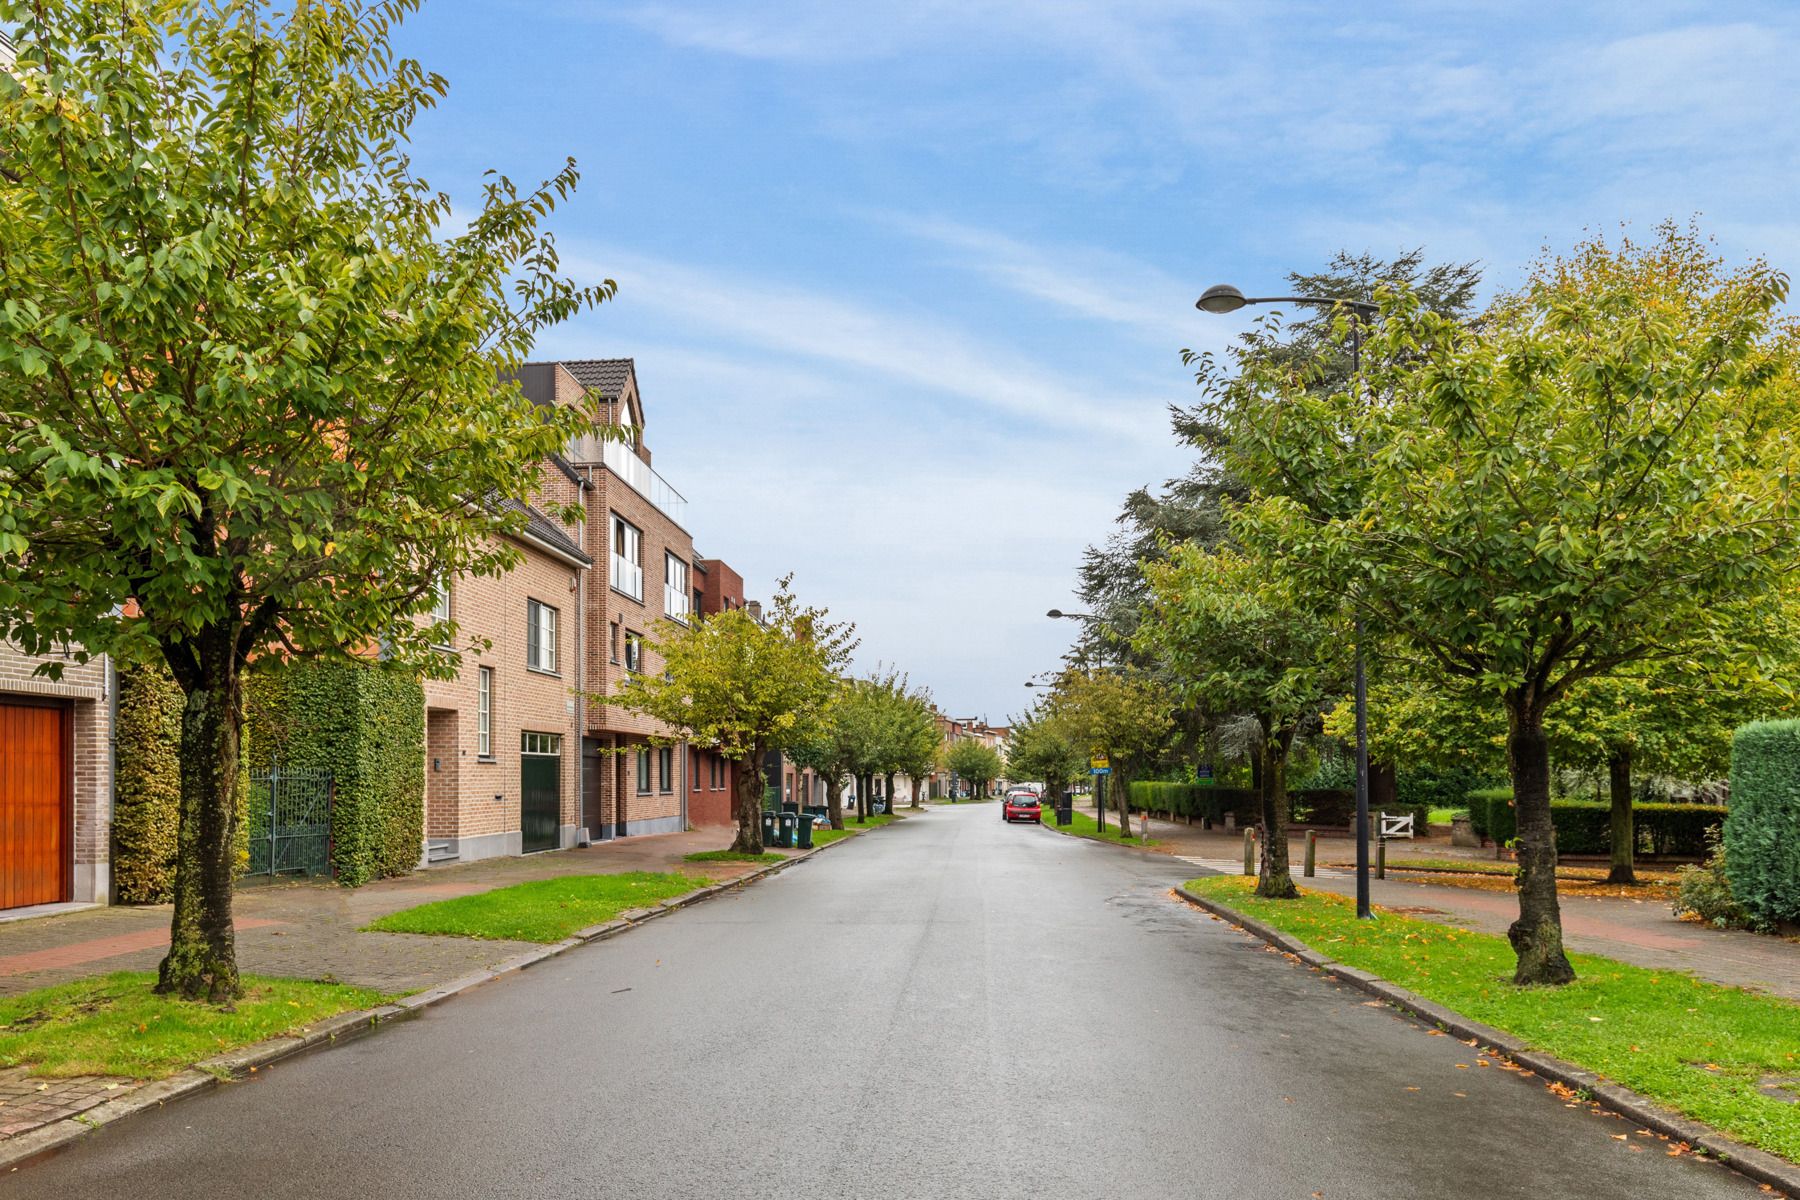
[0,643,113,909]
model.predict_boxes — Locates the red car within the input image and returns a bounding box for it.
[1003,793,1041,823]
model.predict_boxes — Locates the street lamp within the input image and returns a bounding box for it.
[1198,283,1378,921]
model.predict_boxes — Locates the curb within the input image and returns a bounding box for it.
[0,827,892,1174]
[1173,885,1800,1197]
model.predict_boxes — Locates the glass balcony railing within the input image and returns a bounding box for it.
[563,436,688,529]
[610,553,643,601]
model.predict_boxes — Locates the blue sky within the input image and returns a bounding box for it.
[395,1,1800,722]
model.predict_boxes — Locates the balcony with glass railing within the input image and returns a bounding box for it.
[567,432,689,530]
[610,553,644,602]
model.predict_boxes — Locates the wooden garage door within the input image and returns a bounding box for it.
[0,703,69,909]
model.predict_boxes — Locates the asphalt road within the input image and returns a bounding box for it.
[7,805,1767,1199]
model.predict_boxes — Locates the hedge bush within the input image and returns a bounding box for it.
[1127,781,1258,824]
[1465,788,1723,856]
[1725,720,1800,928]
[111,664,184,903]
[246,660,424,887]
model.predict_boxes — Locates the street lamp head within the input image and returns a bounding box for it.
[1196,283,1248,315]
[1046,609,1065,619]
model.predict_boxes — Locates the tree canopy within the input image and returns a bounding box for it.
[608,578,855,851]
[0,0,610,999]
[1221,224,1800,983]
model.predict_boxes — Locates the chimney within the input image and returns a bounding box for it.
[746,600,763,624]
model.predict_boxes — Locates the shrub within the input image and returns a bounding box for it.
[1673,832,1759,930]
[1290,788,1353,825]
[111,664,184,903]
[1725,720,1800,928]
[1397,765,1500,814]
[1468,787,1513,843]
[246,660,424,887]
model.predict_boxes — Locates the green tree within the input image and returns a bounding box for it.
[944,737,1002,800]
[786,677,855,830]
[1005,702,1086,811]
[607,579,855,853]
[1047,668,1173,836]
[1139,544,1351,897]
[1223,225,1800,983]
[0,3,609,999]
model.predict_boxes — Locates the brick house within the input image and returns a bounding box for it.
[684,556,745,827]
[419,356,705,861]
[516,358,697,840]
[0,643,113,912]
[421,500,592,864]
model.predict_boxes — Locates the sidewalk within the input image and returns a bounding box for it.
[1089,806,1800,1003]
[0,821,871,1142]
[0,825,768,998]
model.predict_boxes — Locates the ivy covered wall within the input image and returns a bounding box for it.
[112,663,184,903]
[245,660,425,887]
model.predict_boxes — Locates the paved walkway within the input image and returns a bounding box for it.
[1093,806,1800,1002]
[0,825,770,997]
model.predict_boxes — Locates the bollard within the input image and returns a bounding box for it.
[1243,827,1256,876]
[1376,838,1387,880]
[1304,829,1317,878]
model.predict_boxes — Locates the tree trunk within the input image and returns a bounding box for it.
[883,771,897,816]
[730,742,766,853]
[1095,769,1106,833]
[1256,731,1298,900]
[1505,696,1576,985]
[909,772,922,810]
[158,631,245,1002]
[825,771,846,831]
[1607,747,1635,885]
[856,773,870,823]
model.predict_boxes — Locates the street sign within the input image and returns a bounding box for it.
[1089,766,1110,776]
[1089,755,1109,771]
[1196,762,1214,786]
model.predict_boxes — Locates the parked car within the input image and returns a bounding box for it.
[1003,793,1042,824]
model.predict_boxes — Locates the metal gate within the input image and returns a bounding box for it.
[246,764,333,877]
[520,733,561,854]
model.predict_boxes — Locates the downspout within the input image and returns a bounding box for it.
[106,654,118,905]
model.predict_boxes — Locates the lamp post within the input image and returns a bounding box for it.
[1197,284,1378,921]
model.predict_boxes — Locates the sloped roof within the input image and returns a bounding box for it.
[499,499,591,566]
[558,358,635,400]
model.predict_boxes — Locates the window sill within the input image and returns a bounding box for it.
[610,585,645,604]
[477,756,498,765]
[526,666,562,679]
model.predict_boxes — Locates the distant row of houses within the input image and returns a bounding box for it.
[0,355,999,915]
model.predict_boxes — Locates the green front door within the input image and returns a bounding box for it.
[521,733,561,854]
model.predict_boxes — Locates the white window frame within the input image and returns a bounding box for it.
[527,599,559,675]
[664,554,691,622]
[624,630,643,675]
[610,514,643,601]
[477,667,493,759]
[521,731,562,756]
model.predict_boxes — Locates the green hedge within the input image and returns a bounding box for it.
[1725,720,1800,927]
[247,660,424,887]
[1468,788,1723,857]
[111,664,185,903]
[1127,782,1258,823]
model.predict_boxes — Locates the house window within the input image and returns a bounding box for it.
[610,514,643,600]
[694,588,704,616]
[624,630,643,674]
[432,579,451,624]
[690,747,700,789]
[636,750,652,795]
[609,621,620,664]
[658,746,673,793]
[521,731,561,756]
[664,554,690,622]
[477,668,493,758]
[527,600,559,674]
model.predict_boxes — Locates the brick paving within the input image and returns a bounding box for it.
[0,825,766,998]
[0,1071,138,1137]
[1106,807,1800,1002]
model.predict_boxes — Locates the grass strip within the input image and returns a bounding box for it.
[1184,875,1800,1164]
[364,872,709,943]
[1386,857,1681,883]
[0,971,385,1080]
[684,849,786,863]
[1040,807,1165,850]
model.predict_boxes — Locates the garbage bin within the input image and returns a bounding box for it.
[776,811,798,849]
[794,813,815,850]
[781,800,800,815]
[761,810,778,847]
